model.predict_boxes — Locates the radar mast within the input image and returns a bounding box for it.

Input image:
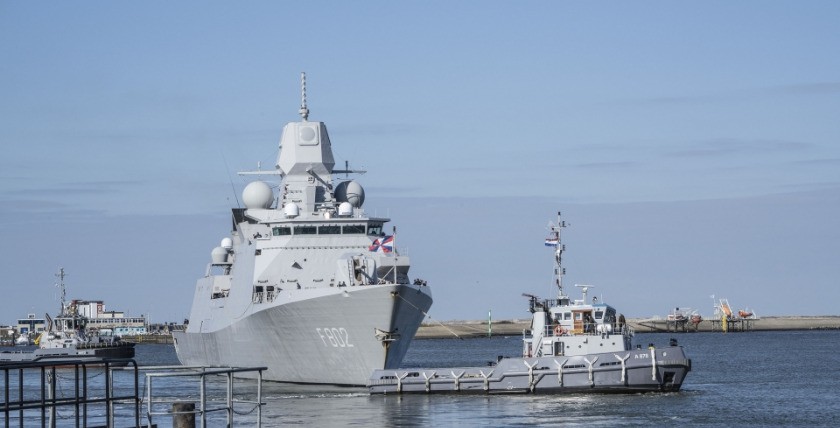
[547,211,567,299]
[299,72,309,121]
[55,267,67,315]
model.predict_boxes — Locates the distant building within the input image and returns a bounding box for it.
[16,314,46,335]
[71,300,104,318]
[68,300,147,337]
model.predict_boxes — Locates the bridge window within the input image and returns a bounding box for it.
[273,226,292,236]
[318,226,341,234]
[368,224,384,236]
[342,225,366,234]
[294,226,317,235]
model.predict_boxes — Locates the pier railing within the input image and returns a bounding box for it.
[124,365,266,428]
[1,357,140,427]
[529,324,635,339]
[3,359,266,427]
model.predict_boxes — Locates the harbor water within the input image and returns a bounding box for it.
[4,330,840,426]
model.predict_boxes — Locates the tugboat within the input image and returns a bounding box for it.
[0,268,134,364]
[369,212,691,394]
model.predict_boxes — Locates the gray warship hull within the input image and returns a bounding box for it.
[174,283,431,385]
[369,345,691,394]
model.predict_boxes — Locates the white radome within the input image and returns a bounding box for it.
[242,181,273,209]
[211,246,228,264]
[335,180,365,208]
[283,203,300,218]
[220,237,233,250]
[338,202,353,216]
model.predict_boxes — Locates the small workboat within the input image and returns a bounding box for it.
[0,269,134,364]
[369,212,691,394]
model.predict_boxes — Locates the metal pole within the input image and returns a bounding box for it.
[40,367,46,428]
[49,368,56,428]
[227,372,233,427]
[4,368,9,428]
[103,362,110,427]
[200,371,206,428]
[145,375,153,427]
[75,364,81,428]
[134,362,140,428]
[108,365,115,428]
[256,370,263,428]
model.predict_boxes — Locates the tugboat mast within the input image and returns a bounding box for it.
[548,211,567,300]
[55,267,66,316]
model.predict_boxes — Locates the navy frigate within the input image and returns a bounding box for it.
[369,213,690,394]
[172,74,433,385]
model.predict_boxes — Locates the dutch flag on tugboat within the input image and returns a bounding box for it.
[369,235,395,253]
[544,236,559,247]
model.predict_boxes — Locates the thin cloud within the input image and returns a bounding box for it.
[665,138,812,158]
[3,180,143,197]
[787,158,840,167]
[624,81,840,106]
[573,161,638,169]
[775,82,840,95]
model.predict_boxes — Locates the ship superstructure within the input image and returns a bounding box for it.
[172,74,433,385]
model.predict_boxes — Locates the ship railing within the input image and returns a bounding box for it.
[1,357,141,428]
[538,324,635,338]
[113,364,267,428]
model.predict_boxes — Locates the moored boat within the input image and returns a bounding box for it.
[0,268,134,364]
[369,212,691,394]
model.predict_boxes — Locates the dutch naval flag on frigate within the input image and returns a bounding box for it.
[369,236,394,253]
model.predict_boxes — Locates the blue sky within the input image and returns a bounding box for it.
[1,2,839,324]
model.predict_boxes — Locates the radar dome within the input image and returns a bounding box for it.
[283,203,300,218]
[338,202,353,216]
[242,181,273,209]
[334,180,365,208]
[220,237,233,250]
[211,246,228,264]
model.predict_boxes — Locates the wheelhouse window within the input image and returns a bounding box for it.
[595,310,604,320]
[318,225,341,234]
[368,224,384,236]
[272,226,292,236]
[342,225,366,234]
[294,226,317,235]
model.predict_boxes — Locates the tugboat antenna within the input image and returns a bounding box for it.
[55,267,66,315]
[299,72,309,121]
[549,211,567,299]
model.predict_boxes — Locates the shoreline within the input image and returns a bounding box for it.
[118,316,840,344]
[414,315,840,339]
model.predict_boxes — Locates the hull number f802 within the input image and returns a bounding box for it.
[316,328,354,348]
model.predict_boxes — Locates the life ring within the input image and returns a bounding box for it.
[553,325,565,336]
